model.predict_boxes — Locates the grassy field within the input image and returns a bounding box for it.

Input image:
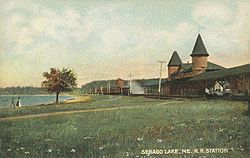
[0,95,249,158]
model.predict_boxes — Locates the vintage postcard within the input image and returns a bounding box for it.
[0,0,249,158]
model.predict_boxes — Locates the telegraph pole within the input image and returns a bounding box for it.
[157,60,167,98]
[95,87,97,94]
[128,73,133,95]
[100,86,103,95]
[108,81,111,94]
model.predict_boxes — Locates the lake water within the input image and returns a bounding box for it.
[0,95,72,108]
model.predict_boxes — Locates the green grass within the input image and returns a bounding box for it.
[0,95,249,158]
[0,95,166,118]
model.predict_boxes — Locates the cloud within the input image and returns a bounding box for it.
[192,1,234,27]
[0,1,212,86]
[224,1,250,52]
[191,0,250,67]
[1,1,91,55]
[0,0,249,87]
[209,1,250,67]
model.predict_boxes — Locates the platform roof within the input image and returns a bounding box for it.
[190,64,250,81]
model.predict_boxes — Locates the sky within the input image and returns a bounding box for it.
[0,0,249,88]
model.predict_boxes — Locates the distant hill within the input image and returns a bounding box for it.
[81,80,126,90]
[0,86,49,95]
[0,87,82,95]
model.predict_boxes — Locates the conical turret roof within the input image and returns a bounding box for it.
[168,51,182,66]
[190,34,209,57]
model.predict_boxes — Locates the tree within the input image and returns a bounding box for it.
[42,67,77,103]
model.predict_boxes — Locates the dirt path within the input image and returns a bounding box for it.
[0,100,182,121]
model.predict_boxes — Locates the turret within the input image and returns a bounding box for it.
[190,34,209,75]
[168,51,182,79]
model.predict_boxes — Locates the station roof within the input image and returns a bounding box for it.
[190,64,250,81]
[190,34,209,57]
[167,77,191,84]
[168,51,182,66]
[141,78,168,87]
[181,63,192,70]
[206,62,225,70]
[172,61,224,75]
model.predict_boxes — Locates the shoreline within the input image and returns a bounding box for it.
[28,95,92,106]
[0,95,92,109]
[59,95,92,104]
[0,94,72,96]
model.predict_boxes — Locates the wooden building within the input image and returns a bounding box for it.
[82,34,249,97]
[162,34,250,97]
[168,34,224,80]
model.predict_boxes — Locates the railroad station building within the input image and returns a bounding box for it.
[82,34,250,97]
[161,34,250,97]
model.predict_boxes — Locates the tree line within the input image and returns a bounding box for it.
[0,86,48,95]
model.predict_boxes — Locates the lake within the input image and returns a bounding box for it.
[0,95,72,108]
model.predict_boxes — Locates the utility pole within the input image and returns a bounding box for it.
[128,73,133,96]
[157,60,167,98]
[100,86,103,95]
[108,81,111,94]
[95,87,97,94]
